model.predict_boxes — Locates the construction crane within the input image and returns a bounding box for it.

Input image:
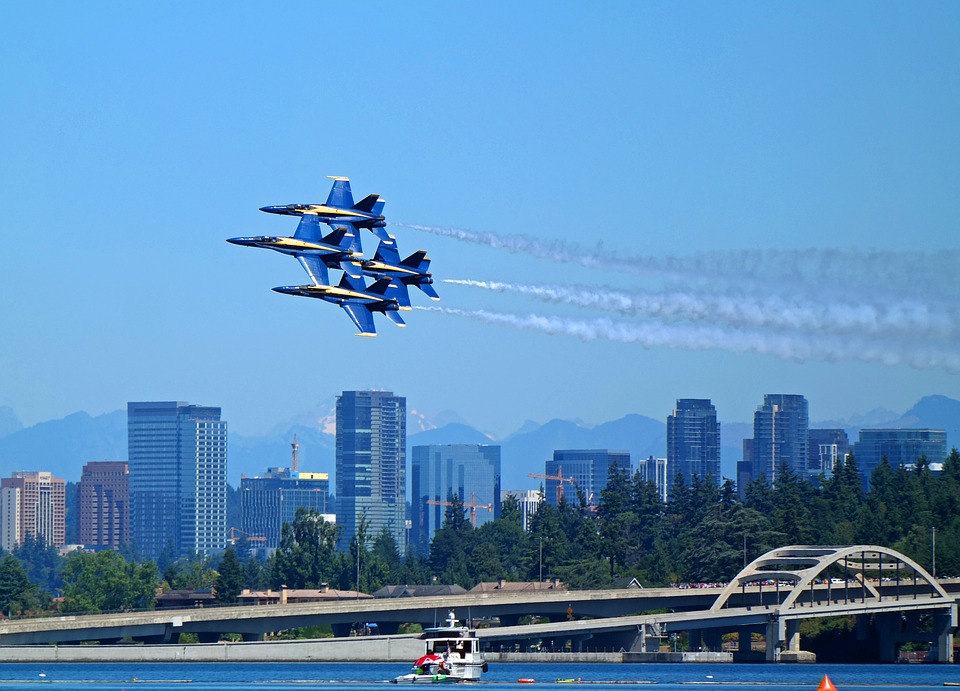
[227,527,266,545]
[528,466,577,504]
[426,493,493,528]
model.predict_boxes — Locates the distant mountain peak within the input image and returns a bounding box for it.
[0,406,24,439]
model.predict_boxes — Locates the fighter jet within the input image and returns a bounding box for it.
[360,239,439,310]
[227,214,362,284]
[260,176,391,245]
[273,274,405,337]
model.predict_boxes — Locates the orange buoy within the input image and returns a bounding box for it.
[817,674,838,691]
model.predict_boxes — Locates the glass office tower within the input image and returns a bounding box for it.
[666,399,721,498]
[544,449,631,507]
[128,401,227,560]
[411,444,501,555]
[336,391,406,552]
[753,394,808,486]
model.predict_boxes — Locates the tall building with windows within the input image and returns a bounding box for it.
[336,391,406,552]
[544,450,631,507]
[853,429,947,486]
[128,402,227,560]
[666,399,721,498]
[0,471,65,548]
[501,489,540,532]
[241,467,331,550]
[807,429,851,480]
[752,394,809,485]
[411,444,501,554]
[78,461,130,549]
[636,456,669,502]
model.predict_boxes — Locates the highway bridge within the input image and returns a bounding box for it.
[1,545,955,663]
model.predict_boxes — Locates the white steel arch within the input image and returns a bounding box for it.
[710,545,948,613]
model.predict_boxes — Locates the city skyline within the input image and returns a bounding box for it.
[2,4,958,449]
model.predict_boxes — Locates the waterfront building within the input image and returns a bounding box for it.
[336,390,406,552]
[666,399,721,498]
[853,429,948,486]
[411,444,501,554]
[752,394,809,485]
[78,461,130,549]
[0,471,66,548]
[240,467,331,550]
[127,401,228,560]
[543,449,631,507]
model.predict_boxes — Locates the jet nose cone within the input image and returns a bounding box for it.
[272,286,298,295]
[226,237,246,246]
[259,205,280,214]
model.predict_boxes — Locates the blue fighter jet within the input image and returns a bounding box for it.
[360,239,439,310]
[272,274,405,337]
[260,176,391,247]
[227,214,362,283]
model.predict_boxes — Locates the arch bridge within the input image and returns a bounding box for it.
[702,545,956,662]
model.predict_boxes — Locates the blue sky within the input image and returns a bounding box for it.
[1,2,958,439]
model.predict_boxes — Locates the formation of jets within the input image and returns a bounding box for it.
[229,177,438,336]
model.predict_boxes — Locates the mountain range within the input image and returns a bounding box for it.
[0,396,957,490]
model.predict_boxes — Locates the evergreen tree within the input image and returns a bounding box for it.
[215,547,243,603]
[0,554,43,615]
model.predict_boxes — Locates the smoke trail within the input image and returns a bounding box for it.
[396,222,960,301]
[414,305,960,373]
[443,279,960,340]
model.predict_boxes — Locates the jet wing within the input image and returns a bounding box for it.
[297,255,330,286]
[341,303,377,337]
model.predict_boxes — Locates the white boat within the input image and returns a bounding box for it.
[392,610,488,684]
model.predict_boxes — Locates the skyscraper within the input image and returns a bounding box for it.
[0,471,65,548]
[336,391,406,552]
[241,467,331,550]
[807,429,851,480]
[411,444,501,554]
[128,402,227,560]
[853,429,947,486]
[666,399,721,498]
[544,450,631,507]
[752,394,809,485]
[78,461,130,549]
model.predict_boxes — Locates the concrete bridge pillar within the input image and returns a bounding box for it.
[785,619,801,652]
[931,611,956,663]
[331,623,352,638]
[765,619,783,662]
[701,629,723,652]
[874,612,900,663]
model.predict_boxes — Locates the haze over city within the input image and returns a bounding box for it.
[2,3,958,443]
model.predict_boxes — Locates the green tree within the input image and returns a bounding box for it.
[61,551,158,613]
[0,554,43,615]
[215,547,243,603]
[270,508,341,589]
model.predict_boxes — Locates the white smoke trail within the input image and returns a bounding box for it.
[414,305,960,373]
[396,222,960,302]
[442,279,960,340]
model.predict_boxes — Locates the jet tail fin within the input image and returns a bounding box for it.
[293,215,323,243]
[325,176,354,208]
[352,193,381,214]
[402,250,430,272]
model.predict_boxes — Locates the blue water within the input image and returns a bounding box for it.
[0,662,956,690]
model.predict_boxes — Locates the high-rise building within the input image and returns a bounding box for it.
[752,394,809,485]
[411,444,501,554]
[336,391,406,552]
[666,399,721,497]
[128,401,227,560]
[853,429,947,485]
[636,456,669,502]
[501,489,540,532]
[78,461,130,549]
[0,471,65,548]
[807,429,851,479]
[544,450,631,507]
[241,467,331,550]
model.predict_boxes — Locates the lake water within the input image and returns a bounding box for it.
[0,662,957,690]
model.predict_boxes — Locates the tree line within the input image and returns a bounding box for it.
[2,449,958,617]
